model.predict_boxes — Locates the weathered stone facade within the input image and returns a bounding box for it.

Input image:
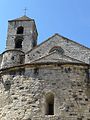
[0,15,90,120]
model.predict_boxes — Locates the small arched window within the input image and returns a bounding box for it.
[45,93,54,115]
[49,46,64,55]
[17,26,24,34]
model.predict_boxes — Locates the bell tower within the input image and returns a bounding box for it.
[6,15,38,53]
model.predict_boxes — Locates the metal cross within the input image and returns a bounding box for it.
[24,8,28,15]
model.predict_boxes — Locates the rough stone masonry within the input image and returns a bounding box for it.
[0,15,90,120]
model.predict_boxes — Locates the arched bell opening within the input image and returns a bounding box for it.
[15,37,23,49]
[17,26,24,34]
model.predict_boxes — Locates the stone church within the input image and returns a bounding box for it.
[0,15,90,120]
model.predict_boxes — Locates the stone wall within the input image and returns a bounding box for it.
[0,50,25,69]
[25,34,90,64]
[0,64,90,120]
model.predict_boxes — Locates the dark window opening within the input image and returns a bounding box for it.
[20,55,25,64]
[34,68,39,75]
[32,40,37,47]
[46,93,54,115]
[15,39,22,48]
[49,46,64,55]
[48,103,54,115]
[17,26,24,34]
[11,56,14,60]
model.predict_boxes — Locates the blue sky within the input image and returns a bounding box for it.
[0,0,90,53]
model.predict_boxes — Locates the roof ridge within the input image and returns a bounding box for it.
[56,33,90,50]
[30,51,84,64]
[26,33,90,54]
[8,15,33,22]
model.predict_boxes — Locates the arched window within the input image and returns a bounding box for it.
[15,37,23,48]
[45,93,54,115]
[49,46,64,55]
[17,26,24,34]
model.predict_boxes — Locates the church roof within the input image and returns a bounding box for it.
[8,15,33,22]
[31,50,84,64]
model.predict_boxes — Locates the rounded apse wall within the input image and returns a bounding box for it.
[1,50,25,69]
